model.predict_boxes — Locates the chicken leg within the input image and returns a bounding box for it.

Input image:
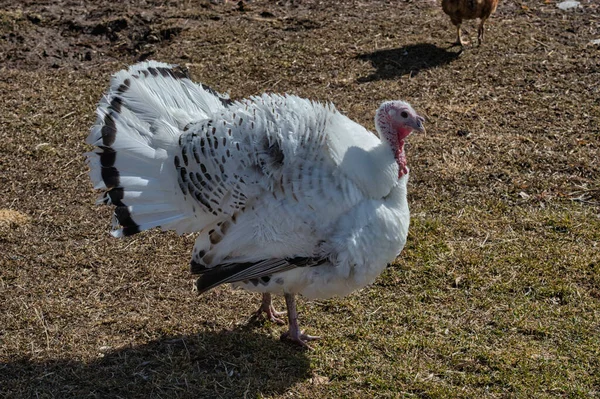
[477,18,487,46]
[280,293,320,349]
[454,23,469,46]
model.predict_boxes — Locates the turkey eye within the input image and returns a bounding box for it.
[401,111,408,118]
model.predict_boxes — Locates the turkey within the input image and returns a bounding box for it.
[85,61,425,348]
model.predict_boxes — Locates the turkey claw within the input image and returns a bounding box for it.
[280,330,321,350]
[254,293,286,325]
[255,305,286,325]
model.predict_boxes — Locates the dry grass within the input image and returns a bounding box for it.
[1,0,599,398]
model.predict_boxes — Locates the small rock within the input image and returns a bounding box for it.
[139,12,154,24]
[310,375,330,385]
[35,142,54,151]
[589,39,600,46]
[146,34,160,43]
[519,191,531,199]
[34,142,58,156]
[557,1,580,11]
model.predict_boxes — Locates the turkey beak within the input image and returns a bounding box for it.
[412,115,426,133]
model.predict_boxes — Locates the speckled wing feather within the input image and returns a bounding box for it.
[178,94,370,274]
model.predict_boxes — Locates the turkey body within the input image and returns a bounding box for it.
[178,93,410,300]
[86,61,417,346]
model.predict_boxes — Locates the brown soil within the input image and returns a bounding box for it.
[1,0,599,398]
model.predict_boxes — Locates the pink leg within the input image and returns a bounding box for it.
[280,293,320,350]
[254,293,286,325]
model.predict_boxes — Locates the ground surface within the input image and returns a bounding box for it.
[1,0,599,398]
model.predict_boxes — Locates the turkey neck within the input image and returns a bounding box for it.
[396,139,408,178]
[363,140,402,198]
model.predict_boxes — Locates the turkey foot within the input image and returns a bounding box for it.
[280,330,321,350]
[254,293,286,325]
[280,293,321,349]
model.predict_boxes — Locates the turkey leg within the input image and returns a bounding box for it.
[280,293,321,349]
[255,293,286,324]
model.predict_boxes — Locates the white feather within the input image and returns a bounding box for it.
[86,61,412,303]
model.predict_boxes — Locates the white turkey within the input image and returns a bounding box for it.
[85,61,425,348]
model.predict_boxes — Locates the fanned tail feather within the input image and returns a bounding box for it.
[86,61,230,237]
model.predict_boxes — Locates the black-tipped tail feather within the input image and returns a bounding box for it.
[86,60,233,238]
[113,206,141,237]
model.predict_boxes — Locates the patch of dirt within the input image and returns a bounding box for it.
[0,1,190,69]
[0,209,31,230]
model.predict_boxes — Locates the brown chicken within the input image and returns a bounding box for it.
[442,0,499,46]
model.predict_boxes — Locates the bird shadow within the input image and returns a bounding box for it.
[356,43,461,82]
[1,326,311,398]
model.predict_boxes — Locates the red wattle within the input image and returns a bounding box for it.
[395,140,407,178]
